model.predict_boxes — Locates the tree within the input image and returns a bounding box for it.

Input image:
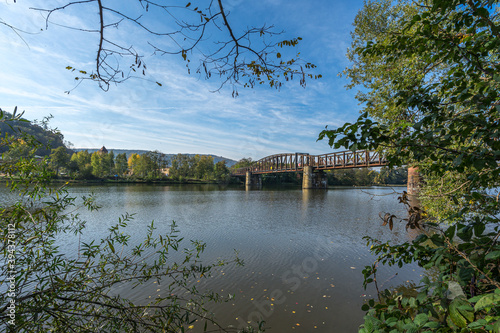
[134,154,152,178]
[127,153,141,176]
[49,146,70,177]
[20,1,320,95]
[195,155,214,180]
[214,160,230,182]
[126,151,166,179]
[2,139,34,162]
[102,150,115,176]
[325,168,376,186]
[327,169,356,185]
[145,150,168,179]
[232,157,254,170]
[353,168,375,186]
[169,154,193,180]
[319,0,500,331]
[90,151,105,178]
[70,150,93,179]
[114,152,128,176]
[341,0,423,126]
[373,167,407,185]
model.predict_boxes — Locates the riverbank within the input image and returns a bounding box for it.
[50,178,235,185]
[1,175,407,188]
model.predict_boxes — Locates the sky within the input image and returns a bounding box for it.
[0,0,366,161]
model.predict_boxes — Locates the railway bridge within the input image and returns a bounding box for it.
[232,150,420,192]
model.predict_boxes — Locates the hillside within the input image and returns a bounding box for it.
[0,111,67,156]
[74,148,238,167]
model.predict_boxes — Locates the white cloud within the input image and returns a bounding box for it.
[0,0,365,160]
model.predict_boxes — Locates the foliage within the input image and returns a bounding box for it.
[129,151,167,179]
[128,153,141,175]
[49,146,70,177]
[374,167,408,186]
[0,111,255,332]
[114,152,128,176]
[318,0,500,331]
[231,158,255,170]
[213,161,231,183]
[90,151,105,178]
[327,168,373,186]
[360,197,500,332]
[325,168,406,186]
[261,172,300,185]
[195,155,215,180]
[69,150,93,179]
[2,139,34,162]
[170,154,230,182]
[0,110,66,156]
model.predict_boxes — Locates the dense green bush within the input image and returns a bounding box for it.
[319,0,500,331]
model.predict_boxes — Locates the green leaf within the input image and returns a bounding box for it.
[474,293,500,311]
[414,313,428,326]
[473,222,485,236]
[468,319,488,329]
[423,321,440,328]
[485,251,500,260]
[107,240,115,253]
[364,317,375,332]
[449,298,471,328]
[492,320,500,333]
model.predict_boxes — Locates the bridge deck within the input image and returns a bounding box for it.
[232,150,386,176]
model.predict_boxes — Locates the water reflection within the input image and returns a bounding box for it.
[3,184,421,332]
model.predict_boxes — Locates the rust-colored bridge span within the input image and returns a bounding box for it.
[232,150,387,176]
[232,150,387,189]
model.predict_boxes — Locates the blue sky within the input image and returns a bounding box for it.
[1,0,365,161]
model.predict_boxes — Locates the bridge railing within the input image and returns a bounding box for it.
[311,150,386,169]
[232,150,386,176]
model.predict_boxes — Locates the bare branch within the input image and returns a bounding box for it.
[26,0,318,94]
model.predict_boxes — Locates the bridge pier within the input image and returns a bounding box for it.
[245,171,262,188]
[407,167,421,208]
[407,167,421,195]
[302,166,327,189]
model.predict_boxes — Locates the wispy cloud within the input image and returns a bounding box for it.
[0,0,364,160]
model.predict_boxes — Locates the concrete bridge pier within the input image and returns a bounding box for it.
[302,166,328,189]
[245,171,262,189]
[407,167,421,208]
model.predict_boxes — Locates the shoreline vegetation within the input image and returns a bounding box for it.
[7,177,408,187]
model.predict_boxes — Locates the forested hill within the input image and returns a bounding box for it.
[0,112,66,156]
[74,148,238,167]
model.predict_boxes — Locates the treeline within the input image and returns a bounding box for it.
[39,147,166,180]
[326,167,407,186]
[169,154,231,182]
[35,147,231,182]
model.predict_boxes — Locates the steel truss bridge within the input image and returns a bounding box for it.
[232,150,387,176]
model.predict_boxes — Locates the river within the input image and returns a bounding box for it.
[34,184,423,332]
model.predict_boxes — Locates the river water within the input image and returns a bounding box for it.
[29,184,423,332]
